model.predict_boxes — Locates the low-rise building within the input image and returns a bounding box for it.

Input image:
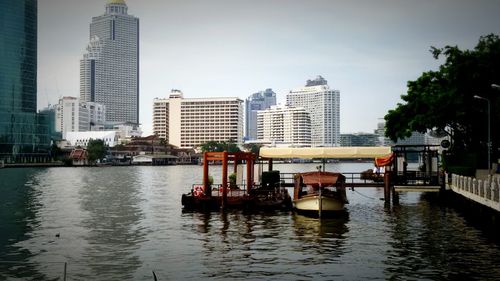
[92,121,142,143]
[340,133,379,147]
[65,131,118,148]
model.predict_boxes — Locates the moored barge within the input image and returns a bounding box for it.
[181,151,291,211]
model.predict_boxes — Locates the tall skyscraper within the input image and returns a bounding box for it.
[245,89,276,140]
[0,0,50,162]
[80,0,139,124]
[286,76,340,147]
[153,90,243,148]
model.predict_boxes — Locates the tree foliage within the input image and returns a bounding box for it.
[87,139,107,163]
[50,143,63,160]
[385,34,500,166]
[242,143,262,157]
[200,140,241,153]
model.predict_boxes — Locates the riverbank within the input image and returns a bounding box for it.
[1,162,65,168]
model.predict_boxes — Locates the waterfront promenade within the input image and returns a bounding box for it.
[446,172,500,212]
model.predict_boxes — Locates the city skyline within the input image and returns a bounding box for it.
[38,0,500,135]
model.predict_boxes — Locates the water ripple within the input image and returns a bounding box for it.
[1,165,499,280]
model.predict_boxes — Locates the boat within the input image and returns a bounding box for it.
[181,151,291,211]
[293,171,348,217]
[258,146,392,217]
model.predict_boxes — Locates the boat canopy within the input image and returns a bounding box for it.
[375,152,395,167]
[260,147,392,159]
[300,171,345,186]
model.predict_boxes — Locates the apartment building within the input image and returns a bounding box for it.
[257,106,311,147]
[287,76,340,147]
[153,90,243,148]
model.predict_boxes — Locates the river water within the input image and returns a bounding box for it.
[1,163,499,280]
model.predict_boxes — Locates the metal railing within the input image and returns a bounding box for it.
[279,172,385,186]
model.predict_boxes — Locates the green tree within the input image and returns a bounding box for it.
[242,143,262,157]
[50,143,63,160]
[87,139,107,164]
[200,140,224,152]
[225,138,241,153]
[113,144,126,151]
[385,34,500,168]
[200,140,241,153]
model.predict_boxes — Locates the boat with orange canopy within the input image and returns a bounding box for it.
[293,171,348,217]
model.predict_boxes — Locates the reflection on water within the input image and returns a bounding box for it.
[0,168,53,280]
[385,193,500,280]
[74,168,147,280]
[292,214,349,266]
[0,165,499,280]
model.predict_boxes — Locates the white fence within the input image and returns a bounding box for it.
[445,173,500,212]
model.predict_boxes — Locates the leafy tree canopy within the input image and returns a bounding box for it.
[385,34,500,160]
[50,143,63,159]
[243,143,262,157]
[200,140,241,153]
[87,139,107,163]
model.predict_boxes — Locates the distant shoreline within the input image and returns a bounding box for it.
[1,162,65,168]
[1,160,377,169]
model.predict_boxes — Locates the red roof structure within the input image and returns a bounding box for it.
[70,149,88,160]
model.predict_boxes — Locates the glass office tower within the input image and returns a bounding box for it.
[0,0,50,162]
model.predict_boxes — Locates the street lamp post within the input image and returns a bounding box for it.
[473,95,491,175]
[492,84,500,174]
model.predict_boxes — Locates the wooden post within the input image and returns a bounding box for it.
[222,151,228,210]
[384,171,391,206]
[246,155,252,194]
[268,158,273,171]
[63,262,67,281]
[293,174,301,201]
[318,187,322,219]
[203,152,209,196]
[392,178,399,205]
[233,155,238,174]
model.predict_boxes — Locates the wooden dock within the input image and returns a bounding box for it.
[278,171,447,206]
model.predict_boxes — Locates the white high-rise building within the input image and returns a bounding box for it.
[286,76,340,147]
[257,106,311,147]
[87,102,106,128]
[55,97,89,139]
[153,90,243,148]
[55,97,107,139]
[80,0,139,125]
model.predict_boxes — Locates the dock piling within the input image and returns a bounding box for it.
[384,172,392,206]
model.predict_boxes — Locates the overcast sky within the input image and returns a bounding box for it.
[37,0,500,135]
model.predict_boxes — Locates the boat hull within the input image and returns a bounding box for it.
[293,195,345,212]
[181,191,292,211]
